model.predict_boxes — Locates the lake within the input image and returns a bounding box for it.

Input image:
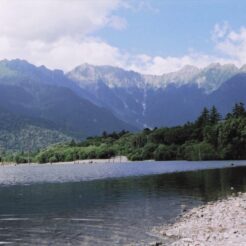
[0,160,245,245]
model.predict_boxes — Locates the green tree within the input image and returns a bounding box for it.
[196,107,210,127]
[141,143,157,160]
[210,105,221,124]
[154,144,177,161]
[69,139,76,147]
[183,141,218,161]
[232,102,245,118]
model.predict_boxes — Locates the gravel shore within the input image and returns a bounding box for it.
[0,156,130,167]
[153,192,246,246]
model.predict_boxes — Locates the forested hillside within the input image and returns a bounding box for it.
[4,103,245,163]
[0,59,136,152]
[0,59,246,154]
[0,107,72,152]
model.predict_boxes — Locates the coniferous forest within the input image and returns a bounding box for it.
[1,103,246,164]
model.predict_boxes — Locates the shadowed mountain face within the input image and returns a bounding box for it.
[0,59,246,151]
[207,73,246,115]
[0,60,136,151]
[68,64,246,128]
[0,106,72,152]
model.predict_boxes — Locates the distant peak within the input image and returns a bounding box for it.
[76,63,117,70]
[73,63,140,76]
[208,62,221,67]
[4,58,31,65]
[0,59,61,73]
[240,64,246,71]
[222,63,238,68]
[205,63,237,69]
[180,64,199,71]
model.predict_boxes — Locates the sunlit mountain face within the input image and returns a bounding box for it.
[0,59,245,151]
[68,63,246,128]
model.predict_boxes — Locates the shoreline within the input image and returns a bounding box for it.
[152,192,246,246]
[0,156,131,167]
[0,158,245,168]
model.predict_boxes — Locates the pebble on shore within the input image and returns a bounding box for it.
[154,192,246,246]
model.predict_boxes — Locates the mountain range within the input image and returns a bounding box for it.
[0,59,246,151]
[68,63,246,127]
[0,59,135,151]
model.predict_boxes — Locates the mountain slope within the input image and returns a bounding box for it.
[208,73,246,115]
[0,60,136,151]
[0,106,72,152]
[1,58,245,152]
[68,63,246,128]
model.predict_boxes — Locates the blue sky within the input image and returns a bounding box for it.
[0,0,246,74]
[98,0,245,57]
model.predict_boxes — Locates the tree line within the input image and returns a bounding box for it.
[1,103,246,163]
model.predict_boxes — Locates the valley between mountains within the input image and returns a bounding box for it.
[0,59,245,151]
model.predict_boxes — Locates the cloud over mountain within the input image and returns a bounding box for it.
[0,0,124,41]
[0,1,246,75]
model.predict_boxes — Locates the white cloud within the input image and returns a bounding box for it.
[107,15,127,30]
[131,23,246,75]
[0,36,123,71]
[2,37,228,75]
[125,53,235,75]
[125,0,159,13]
[0,1,245,76]
[213,25,246,67]
[0,0,123,41]
[212,22,230,41]
[0,32,237,75]
[0,0,129,71]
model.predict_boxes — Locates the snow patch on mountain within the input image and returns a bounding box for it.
[68,63,146,89]
[68,62,244,93]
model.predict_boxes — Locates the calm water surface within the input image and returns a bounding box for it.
[0,161,245,245]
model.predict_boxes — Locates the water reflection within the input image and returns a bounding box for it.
[0,166,245,245]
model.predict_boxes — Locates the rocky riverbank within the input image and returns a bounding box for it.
[153,192,246,246]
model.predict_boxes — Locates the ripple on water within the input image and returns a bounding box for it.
[0,160,245,186]
[0,162,245,245]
